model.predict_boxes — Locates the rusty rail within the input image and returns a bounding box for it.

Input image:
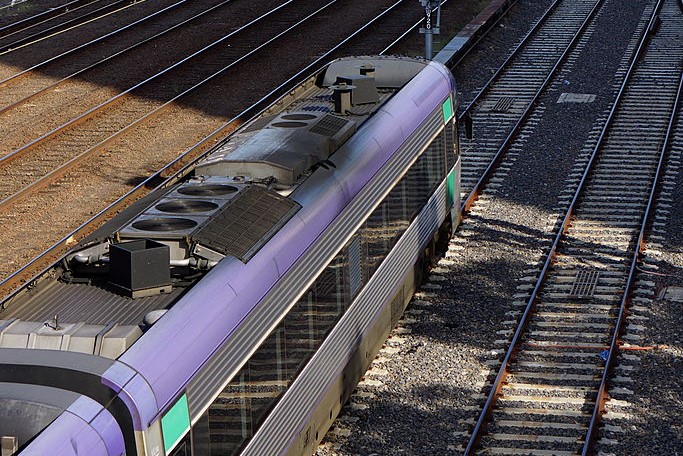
[463,1,664,453]
[0,0,135,53]
[457,0,561,123]
[0,0,189,89]
[0,0,296,172]
[0,0,105,36]
[582,57,683,456]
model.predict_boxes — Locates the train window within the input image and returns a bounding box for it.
[201,249,350,455]
[190,412,211,456]
[168,434,191,456]
[364,130,448,276]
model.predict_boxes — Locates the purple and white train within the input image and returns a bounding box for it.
[0,55,461,456]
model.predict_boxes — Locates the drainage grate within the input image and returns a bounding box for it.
[491,97,515,112]
[569,269,600,298]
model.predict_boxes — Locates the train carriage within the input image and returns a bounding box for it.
[0,55,460,456]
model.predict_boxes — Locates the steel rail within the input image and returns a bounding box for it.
[460,0,605,214]
[0,0,238,115]
[0,0,102,36]
[0,0,410,300]
[0,0,187,78]
[456,0,562,122]
[380,0,516,59]
[582,59,683,456]
[0,0,134,53]
[462,2,664,453]
[0,0,296,170]
[0,0,28,13]
[381,0,518,59]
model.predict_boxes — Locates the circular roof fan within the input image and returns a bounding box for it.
[270,121,308,128]
[280,113,317,121]
[155,200,218,214]
[177,184,238,196]
[132,217,198,232]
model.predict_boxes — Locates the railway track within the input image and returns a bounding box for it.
[0,0,190,74]
[0,0,136,53]
[0,0,437,297]
[0,0,111,33]
[0,0,288,144]
[1,0,679,451]
[457,0,605,208]
[2,0,452,158]
[464,0,683,453]
[0,0,304,193]
[0,0,402,202]
[0,0,236,102]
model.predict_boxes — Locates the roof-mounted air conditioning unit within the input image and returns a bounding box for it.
[195,112,356,185]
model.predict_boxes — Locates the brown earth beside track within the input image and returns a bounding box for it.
[0,0,490,293]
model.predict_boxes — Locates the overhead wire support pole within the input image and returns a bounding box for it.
[419,0,441,59]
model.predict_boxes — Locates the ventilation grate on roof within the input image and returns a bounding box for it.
[193,185,300,262]
[301,105,332,113]
[569,269,600,298]
[309,114,352,137]
[491,97,515,112]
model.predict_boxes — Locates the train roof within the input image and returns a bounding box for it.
[0,55,437,356]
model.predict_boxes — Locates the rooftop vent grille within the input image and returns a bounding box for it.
[193,185,300,262]
[271,121,308,128]
[281,113,317,121]
[155,200,219,214]
[131,217,198,232]
[309,114,353,137]
[177,184,239,196]
[301,105,332,113]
